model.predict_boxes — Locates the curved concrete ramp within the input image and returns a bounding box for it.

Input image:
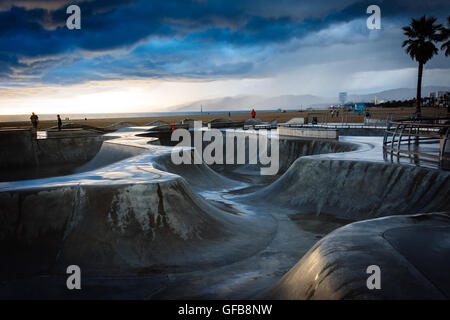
[0,131,104,181]
[74,142,147,173]
[0,173,274,280]
[209,132,356,176]
[266,213,450,300]
[151,151,243,191]
[245,158,450,220]
[277,138,356,173]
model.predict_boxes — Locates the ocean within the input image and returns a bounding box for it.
[0,109,283,122]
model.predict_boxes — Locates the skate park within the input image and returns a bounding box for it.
[0,123,449,299]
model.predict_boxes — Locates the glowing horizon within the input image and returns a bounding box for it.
[1,66,449,116]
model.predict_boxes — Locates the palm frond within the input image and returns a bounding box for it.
[402,15,442,64]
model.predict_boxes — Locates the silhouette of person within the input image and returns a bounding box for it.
[251,109,256,119]
[57,114,62,131]
[30,112,39,130]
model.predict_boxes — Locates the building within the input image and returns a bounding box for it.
[339,92,347,105]
[429,91,449,108]
[430,91,449,99]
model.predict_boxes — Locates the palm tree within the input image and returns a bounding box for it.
[441,16,450,56]
[402,15,443,117]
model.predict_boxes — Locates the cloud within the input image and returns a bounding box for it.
[0,0,449,88]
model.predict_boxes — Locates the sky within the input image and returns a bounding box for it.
[0,0,449,115]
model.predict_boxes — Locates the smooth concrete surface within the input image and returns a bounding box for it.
[0,126,158,182]
[0,129,105,181]
[0,129,104,170]
[244,158,450,220]
[267,213,450,300]
[0,127,449,299]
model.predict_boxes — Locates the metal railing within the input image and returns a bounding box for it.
[299,109,448,125]
[383,117,450,169]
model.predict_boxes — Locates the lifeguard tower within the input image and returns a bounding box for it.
[352,103,365,114]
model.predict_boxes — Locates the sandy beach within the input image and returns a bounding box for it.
[0,106,447,130]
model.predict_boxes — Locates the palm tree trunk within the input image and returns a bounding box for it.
[416,62,423,117]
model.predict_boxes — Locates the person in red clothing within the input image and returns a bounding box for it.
[251,108,256,118]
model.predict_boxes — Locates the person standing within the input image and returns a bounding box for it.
[251,108,256,119]
[30,112,39,129]
[57,115,62,131]
[30,112,39,138]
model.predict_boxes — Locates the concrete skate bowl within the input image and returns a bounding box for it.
[0,129,148,182]
[0,176,274,283]
[153,130,357,185]
[211,136,356,184]
[243,158,450,220]
[1,127,450,299]
[0,130,103,181]
[0,128,363,298]
[0,132,278,298]
[267,213,450,300]
[242,157,450,299]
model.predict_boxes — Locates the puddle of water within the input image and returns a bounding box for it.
[289,212,354,235]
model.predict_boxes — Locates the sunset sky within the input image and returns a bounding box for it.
[0,0,449,115]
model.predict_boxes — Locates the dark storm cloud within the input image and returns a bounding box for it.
[0,0,449,84]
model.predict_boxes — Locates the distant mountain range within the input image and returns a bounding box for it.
[347,86,450,103]
[172,86,450,111]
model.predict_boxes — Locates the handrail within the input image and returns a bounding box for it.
[390,121,450,128]
[384,117,450,170]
